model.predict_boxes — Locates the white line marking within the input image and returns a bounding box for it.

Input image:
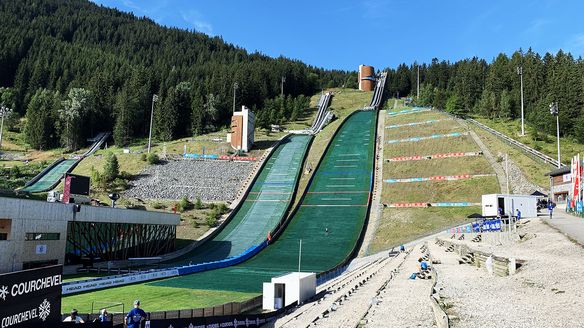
[326,185,355,187]
[330,178,356,180]
[334,165,357,168]
[336,159,359,162]
[321,198,352,201]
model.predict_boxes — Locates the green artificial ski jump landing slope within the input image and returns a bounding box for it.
[21,159,79,193]
[149,110,377,292]
[167,134,312,266]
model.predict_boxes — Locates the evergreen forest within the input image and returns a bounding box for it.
[0,0,353,150]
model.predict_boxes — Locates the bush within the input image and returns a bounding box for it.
[152,202,166,210]
[119,171,132,180]
[112,177,129,190]
[147,153,160,165]
[205,212,218,227]
[217,203,228,215]
[140,153,147,162]
[178,196,193,212]
[194,197,203,210]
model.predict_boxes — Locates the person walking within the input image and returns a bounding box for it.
[126,300,147,328]
[548,201,554,219]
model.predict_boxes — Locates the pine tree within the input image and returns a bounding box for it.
[24,89,58,150]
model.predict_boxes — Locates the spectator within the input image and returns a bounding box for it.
[516,209,521,221]
[548,201,554,219]
[399,244,405,252]
[418,258,428,270]
[98,309,109,322]
[126,300,147,328]
[63,309,85,323]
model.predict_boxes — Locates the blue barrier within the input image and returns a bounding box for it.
[183,153,219,159]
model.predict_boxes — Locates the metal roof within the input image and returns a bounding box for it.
[545,165,571,176]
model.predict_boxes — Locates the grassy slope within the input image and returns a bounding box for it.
[469,120,553,188]
[369,101,499,254]
[62,88,372,312]
[474,117,582,166]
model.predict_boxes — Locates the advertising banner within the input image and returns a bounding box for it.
[145,309,286,328]
[62,269,179,295]
[0,265,62,328]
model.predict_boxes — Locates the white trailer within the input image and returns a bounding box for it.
[262,272,316,310]
[482,194,538,218]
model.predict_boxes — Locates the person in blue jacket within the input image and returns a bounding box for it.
[126,300,147,328]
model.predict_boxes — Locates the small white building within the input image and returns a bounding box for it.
[482,194,538,218]
[262,272,316,310]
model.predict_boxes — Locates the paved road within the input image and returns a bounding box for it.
[543,208,584,245]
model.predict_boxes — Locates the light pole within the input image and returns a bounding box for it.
[281,76,286,98]
[550,102,561,168]
[147,94,158,154]
[517,66,525,136]
[0,105,12,151]
[417,65,420,100]
[232,82,239,113]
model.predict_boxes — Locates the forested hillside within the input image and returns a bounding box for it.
[0,0,353,150]
[384,49,584,141]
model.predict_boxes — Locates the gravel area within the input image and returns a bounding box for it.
[124,159,253,201]
[430,219,584,328]
[363,245,435,328]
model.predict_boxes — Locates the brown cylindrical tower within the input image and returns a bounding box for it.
[359,65,375,91]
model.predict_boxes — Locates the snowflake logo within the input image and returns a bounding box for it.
[38,299,51,321]
[0,286,8,301]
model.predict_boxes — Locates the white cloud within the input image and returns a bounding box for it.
[180,10,213,35]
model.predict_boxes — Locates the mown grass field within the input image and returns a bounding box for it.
[370,107,499,253]
[62,285,259,314]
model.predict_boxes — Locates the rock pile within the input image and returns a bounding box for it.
[125,159,253,201]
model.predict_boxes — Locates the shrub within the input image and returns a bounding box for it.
[147,153,160,165]
[194,197,203,210]
[178,196,193,212]
[140,153,147,161]
[217,203,228,215]
[152,202,166,210]
[205,212,218,227]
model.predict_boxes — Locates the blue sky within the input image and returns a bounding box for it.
[90,0,584,71]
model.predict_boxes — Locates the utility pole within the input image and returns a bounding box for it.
[233,82,239,113]
[417,65,420,100]
[550,102,561,168]
[147,94,158,154]
[281,76,286,98]
[517,66,525,136]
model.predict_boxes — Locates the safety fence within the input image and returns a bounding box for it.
[385,202,480,208]
[385,118,450,129]
[385,107,431,117]
[386,131,469,144]
[68,295,267,327]
[384,173,495,183]
[387,151,483,162]
[466,118,562,167]
[183,153,258,161]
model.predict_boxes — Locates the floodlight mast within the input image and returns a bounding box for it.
[0,105,12,151]
[147,94,158,154]
[517,66,525,136]
[550,102,561,168]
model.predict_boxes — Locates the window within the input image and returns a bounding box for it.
[0,233,7,240]
[25,233,60,241]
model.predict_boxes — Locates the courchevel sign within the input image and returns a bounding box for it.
[0,265,62,328]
